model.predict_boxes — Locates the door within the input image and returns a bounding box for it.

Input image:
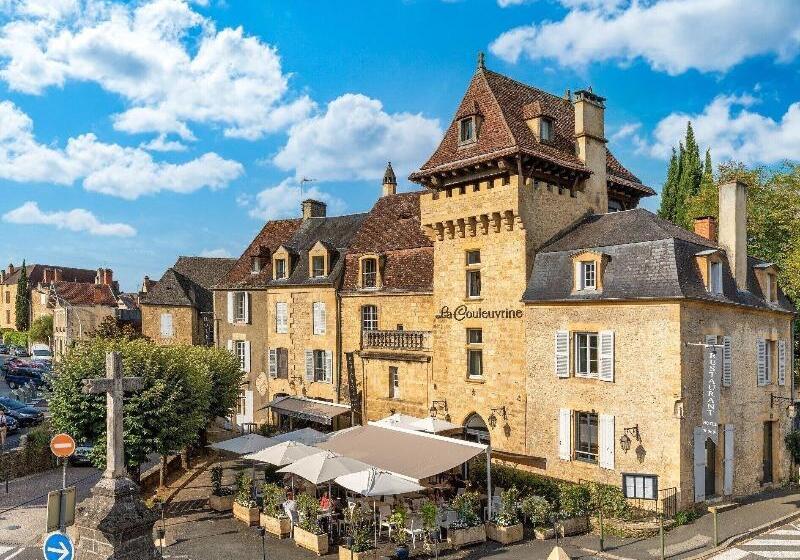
[705,439,717,497]
[763,421,774,484]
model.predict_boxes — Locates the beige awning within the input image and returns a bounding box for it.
[264,396,351,426]
[318,423,486,482]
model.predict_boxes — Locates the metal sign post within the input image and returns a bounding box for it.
[48,434,76,533]
[46,487,76,533]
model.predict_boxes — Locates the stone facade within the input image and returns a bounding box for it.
[141,304,203,346]
[53,302,115,359]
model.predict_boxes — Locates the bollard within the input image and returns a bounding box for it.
[659,512,665,560]
[598,496,605,552]
[713,508,719,547]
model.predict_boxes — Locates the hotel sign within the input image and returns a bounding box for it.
[701,344,721,443]
[436,305,523,321]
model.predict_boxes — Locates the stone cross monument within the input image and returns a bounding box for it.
[71,351,158,559]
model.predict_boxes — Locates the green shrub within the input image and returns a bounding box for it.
[520,495,553,527]
[786,430,800,463]
[234,472,256,507]
[470,462,560,507]
[3,330,28,348]
[388,504,409,546]
[674,509,701,526]
[345,504,374,552]
[210,466,230,497]
[558,483,591,519]
[28,315,53,343]
[450,491,482,529]
[588,482,631,520]
[261,483,286,517]
[296,493,323,534]
[493,486,521,527]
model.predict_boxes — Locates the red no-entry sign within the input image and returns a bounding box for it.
[50,433,76,458]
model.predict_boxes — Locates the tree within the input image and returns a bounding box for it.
[685,149,718,221]
[658,148,679,221]
[658,122,703,228]
[91,316,145,341]
[28,315,53,343]
[14,261,30,332]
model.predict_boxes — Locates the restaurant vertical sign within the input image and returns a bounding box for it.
[701,343,721,443]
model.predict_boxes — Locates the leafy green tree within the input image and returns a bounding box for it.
[91,315,145,341]
[685,149,718,220]
[658,148,679,221]
[14,261,30,332]
[28,315,53,343]
[658,122,703,228]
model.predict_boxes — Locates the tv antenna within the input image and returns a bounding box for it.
[299,177,316,201]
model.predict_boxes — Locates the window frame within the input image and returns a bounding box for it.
[765,339,775,383]
[361,305,378,331]
[313,349,326,382]
[466,328,484,379]
[580,261,596,290]
[709,260,723,294]
[465,250,482,299]
[574,411,599,463]
[361,257,378,289]
[233,292,247,323]
[276,347,289,379]
[274,258,287,280]
[234,340,247,371]
[251,256,261,274]
[574,332,599,378]
[311,255,326,278]
[459,116,476,145]
[540,117,553,142]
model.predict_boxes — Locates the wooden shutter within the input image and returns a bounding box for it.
[599,331,614,382]
[693,426,706,503]
[778,340,787,386]
[226,292,234,323]
[268,349,277,379]
[723,424,734,496]
[555,331,569,378]
[722,336,732,387]
[243,341,251,373]
[276,302,288,333]
[243,292,250,324]
[324,350,333,383]
[558,409,572,461]
[305,350,314,382]
[160,313,173,337]
[599,414,615,470]
[313,302,326,335]
[574,260,582,290]
[757,339,767,386]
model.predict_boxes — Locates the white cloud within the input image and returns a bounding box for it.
[496,0,529,6]
[199,248,232,258]
[610,122,641,142]
[490,0,800,75]
[247,178,346,221]
[0,0,313,140]
[645,94,800,164]
[3,201,136,237]
[273,93,441,183]
[140,134,187,152]
[0,100,242,199]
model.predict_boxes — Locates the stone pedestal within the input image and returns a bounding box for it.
[72,477,158,560]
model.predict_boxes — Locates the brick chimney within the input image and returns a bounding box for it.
[42,268,53,284]
[302,199,327,220]
[382,162,397,197]
[95,267,103,285]
[574,88,608,214]
[693,216,717,242]
[53,268,62,282]
[7,263,14,275]
[102,268,113,286]
[718,181,748,290]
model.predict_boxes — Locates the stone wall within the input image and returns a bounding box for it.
[0,283,18,329]
[141,304,200,346]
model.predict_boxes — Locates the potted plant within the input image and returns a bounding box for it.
[260,482,290,538]
[293,493,329,555]
[208,466,234,512]
[338,504,375,560]
[521,495,555,540]
[487,487,524,545]
[557,484,591,536]
[447,491,486,549]
[420,499,441,555]
[232,472,259,526]
[388,504,410,560]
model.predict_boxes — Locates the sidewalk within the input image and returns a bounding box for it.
[564,487,800,559]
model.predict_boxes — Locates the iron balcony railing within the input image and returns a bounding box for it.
[362,329,431,351]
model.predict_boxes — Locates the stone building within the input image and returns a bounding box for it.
[1,263,99,330]
[141,256,236,346]
[52,279,118,358]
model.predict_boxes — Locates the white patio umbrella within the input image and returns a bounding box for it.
[408,416,459,434]
[243,441,319,466]
[335,468,425,549]
[207,433,274,455]
[373,413,423,432]
[269,428,330,446]
[277,451,371,485]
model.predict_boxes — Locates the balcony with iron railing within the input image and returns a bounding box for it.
[361,329,432,352]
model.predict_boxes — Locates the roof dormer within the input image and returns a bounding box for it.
[358,253,383,290]
[309,241,332,278]
[753,262,779,303]
[522,101,553,143]
[695,249,724,295]
[572,250,608,292]
[272,245,296,281]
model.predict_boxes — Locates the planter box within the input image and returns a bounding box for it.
[232,502,260,526]
[534,526,556,540]
[487,522,523,545]
[447,524,486,549]
[338,546,377,560]
[209,494,233,512]
[560,515,589,537]
[260,513,291,538]
[294,526,329,556]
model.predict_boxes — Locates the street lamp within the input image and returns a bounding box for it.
[258,527,267,560]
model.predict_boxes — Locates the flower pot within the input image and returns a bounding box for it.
[534,526,556,540]
[487,522,524,545]
[260,513,291,538]
[395,544,409,560]
[232,502,260,526]
[447,524,486,549]
[294,526,329,556]
[209,494,234,512]
[559,515,590,536]
[338,546,377,560]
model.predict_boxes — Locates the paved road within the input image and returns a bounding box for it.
[711,521,800,559]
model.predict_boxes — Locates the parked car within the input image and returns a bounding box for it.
[70,441,94,466]
[0,344,9,355]
[0,414,19,436]
[11,346,29,358]
[30,344,52,364]
[4,367,45,390]
[0,397,44,427]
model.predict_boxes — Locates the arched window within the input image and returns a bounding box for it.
[361,305,378,331]
[463,413,490,444]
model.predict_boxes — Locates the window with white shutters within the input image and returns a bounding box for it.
[276,302,288,333]
[575,411,599,463]
[599,414,615,470]
[268,349,277,379]
[160,313,173,338]
[324,350,333,383]
[555,331,569,378]
[722,336,732,387]
[313,302,326,335]
[599,331,614,382]
[305,350,314,382]
[575,332,599,378]
[757,339,767,386]
[558,409,572,461]
[778,340,786,386]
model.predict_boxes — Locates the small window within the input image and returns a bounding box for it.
[540,118,553,142]
[765,340,775,383]
[362,305,378,331]
[275,258,287,279]
[389,366,399,399]
[234,341,247,371]
[575,411,599,463]
[362,258,377,288]
[236,389,247,416]
[311,255,325,277]
[459,117,475,144]
[466,250,481,298]
[467,328,483,344]
[467,328,483,379]
[234,292,247,322]
[623,474,658,500]
[709,261,723,294]
[313,350,326,382]
[579,261,596,290]
[251,257,261,274]
[277,348,288,379]
[466,250,481,265]
[766,273,778,302]
[575,332,599,378]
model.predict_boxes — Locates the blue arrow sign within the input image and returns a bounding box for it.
[43,532,73,560]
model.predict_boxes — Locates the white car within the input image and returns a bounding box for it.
[30,343,53,364]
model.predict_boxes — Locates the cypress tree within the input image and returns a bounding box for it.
[14,260,30,332]
[674,122,703,228]
[658,148,679,221]
[686,148,718,221]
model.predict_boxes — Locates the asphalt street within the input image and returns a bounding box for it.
[711,521,800,559]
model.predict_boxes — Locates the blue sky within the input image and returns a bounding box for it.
[1,0,799,291]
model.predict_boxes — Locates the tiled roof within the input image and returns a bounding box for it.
[217,219,302,289]
[410,68,653,196]
[524,209,795,313]
[52,281,117,307]
[144,256,236,310]
[2,264,97,286]
[342,192,433,293]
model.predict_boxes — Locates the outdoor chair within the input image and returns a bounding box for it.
[404,517,425,549]
[378,505,392,538]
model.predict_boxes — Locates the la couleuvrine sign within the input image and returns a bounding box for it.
[436,305,523,321]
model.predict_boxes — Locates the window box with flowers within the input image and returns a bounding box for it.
[487,487,524,545]
[232,473,259,526]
